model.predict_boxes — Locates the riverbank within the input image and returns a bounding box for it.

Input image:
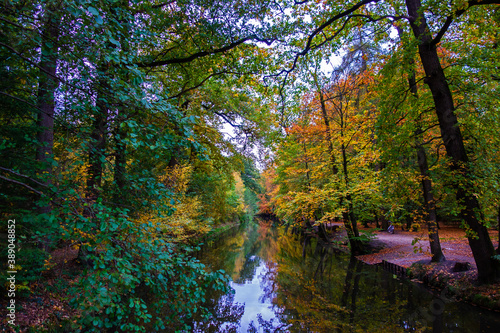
[0,222,243,332]
[355,225,500,311]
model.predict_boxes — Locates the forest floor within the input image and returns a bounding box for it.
[356,224,490,269]
[355,224,500,311]
[0,245,81,332]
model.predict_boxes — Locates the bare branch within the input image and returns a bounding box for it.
[0,91,38,109]
[0,167,48,188]
[0,174,43,196]
[213,111,245,128]
[167,70,258,100]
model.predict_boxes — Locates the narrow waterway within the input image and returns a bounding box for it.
[195,220,500,332]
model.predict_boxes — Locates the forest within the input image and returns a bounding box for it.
[1,0,499,331]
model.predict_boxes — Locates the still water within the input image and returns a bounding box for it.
[195,220,500,332]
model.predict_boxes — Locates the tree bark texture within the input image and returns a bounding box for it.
[416,141,445,262]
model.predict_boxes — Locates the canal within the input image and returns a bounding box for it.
[194,220,500,332]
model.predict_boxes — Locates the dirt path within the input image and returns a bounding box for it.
[356,225,499,273]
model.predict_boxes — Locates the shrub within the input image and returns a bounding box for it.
[17,247,50,283]
[69,212,230,332]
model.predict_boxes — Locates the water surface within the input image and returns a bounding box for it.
[195,221,500,332]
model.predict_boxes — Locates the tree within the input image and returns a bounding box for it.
[389,24,445,262]
[404,0,499,282]
[269,0,500,283]
[35,3,60,223]
[315,68,372,254]
[1,0,276,330]
[269,53,381,254]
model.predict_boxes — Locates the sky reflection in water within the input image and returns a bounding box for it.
[197,221,500,333]
[230,258,283,332]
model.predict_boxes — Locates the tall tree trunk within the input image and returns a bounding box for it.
[317,88,338,175]
[400,34,445,262]
[416,140,445,262]
[406,0,498,283]
[36,8,60,206]
[341,139,363,254]
[313,77,342,244]
[36,7,60,250]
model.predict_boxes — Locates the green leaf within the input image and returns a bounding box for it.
[87,6,99,16]
[108,37,120,46]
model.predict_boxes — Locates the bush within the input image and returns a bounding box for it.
[17,247,50,283]
[0,246,50,299]
[69,212,230,332]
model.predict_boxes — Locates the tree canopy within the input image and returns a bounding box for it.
[1,0,500,330]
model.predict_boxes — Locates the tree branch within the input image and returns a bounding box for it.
[431,0,500,45]
[270,0,401,113]
[431,9,466,45]
[0,15,34,31]
[0,91,38,109]
[167,70,258,100]
[0,174,43,196]
[0,167,48,188]
[138,35,256,68]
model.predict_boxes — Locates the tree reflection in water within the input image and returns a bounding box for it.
[195,220,500,333]
[193,292,244,333]
[196,222,286,332]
